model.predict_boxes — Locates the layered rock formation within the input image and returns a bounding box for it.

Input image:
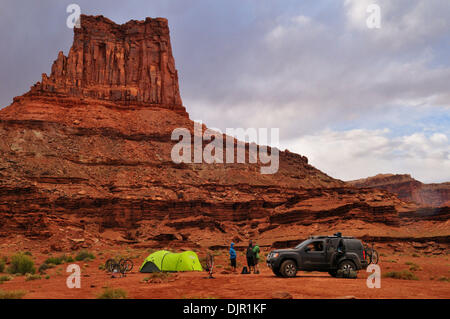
[349,174,450,207]
[31,15,182,107]
[0,15,448,250]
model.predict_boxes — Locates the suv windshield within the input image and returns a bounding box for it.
[295,239,312,249]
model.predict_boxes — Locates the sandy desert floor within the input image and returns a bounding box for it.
[0,242,449,299]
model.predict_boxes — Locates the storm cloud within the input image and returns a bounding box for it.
[1,0,449,182]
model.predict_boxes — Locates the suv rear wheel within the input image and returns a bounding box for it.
[338,260,356,272]
[280,260,297,278]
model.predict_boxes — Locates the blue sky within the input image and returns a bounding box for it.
[1,0,449,182]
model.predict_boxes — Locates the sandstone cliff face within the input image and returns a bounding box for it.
[348,174,450,207]
[0,15,448,250]
[31,15,182,107]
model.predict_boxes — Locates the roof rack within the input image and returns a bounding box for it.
[309,235,355,240]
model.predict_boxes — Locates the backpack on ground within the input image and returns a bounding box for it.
[241,266,250,274]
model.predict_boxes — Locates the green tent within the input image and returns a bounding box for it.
[139,250,203,273]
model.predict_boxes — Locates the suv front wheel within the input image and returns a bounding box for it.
[280,260,297,278]
[338,260,356,272]
[272,267,282,277]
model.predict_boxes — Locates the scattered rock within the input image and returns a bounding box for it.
[272,291,293,299]
[50,243,62,252]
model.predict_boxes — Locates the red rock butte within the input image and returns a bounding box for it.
[0,15,448,251]
[349,174,450,207]
[31,15,183,109]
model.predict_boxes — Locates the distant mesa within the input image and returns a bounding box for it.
[348,174,450,207]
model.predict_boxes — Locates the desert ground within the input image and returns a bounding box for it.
[0,240,449,299]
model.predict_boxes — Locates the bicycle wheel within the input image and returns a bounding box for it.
[365,249,372,264]
[105,259,115,272]
[119,259,133,273]
[206,253,214,271]
[371,249,379,264]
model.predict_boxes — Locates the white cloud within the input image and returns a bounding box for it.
[282,129,450,183]
[430,133,448,145]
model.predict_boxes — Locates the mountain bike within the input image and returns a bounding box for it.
[105,258,134,275]
[364,243,379,265]
[204,253,215,279]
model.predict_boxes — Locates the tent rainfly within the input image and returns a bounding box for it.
[139,250,203,273]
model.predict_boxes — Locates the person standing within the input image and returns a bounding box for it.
[246,240,255,273]
[253,242,260,274]
[229,242,237,272]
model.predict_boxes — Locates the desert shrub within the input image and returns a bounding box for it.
[23,251,32,256]
[437,276,449,282]
[0,289,27,299]
[386,259,397,263]
[0,275,12,283]
[45,275,50,280]
[412,253,420,258]
[38,263,55,274]
[7,253,36,275]
[25,274,41,281]
[0,259,5,273]
[98,264,105,271]
[405,262,422,271]
[383,270,419,280]
[97,288,127,299]
[44,255,74,265]
[75,250,95,261]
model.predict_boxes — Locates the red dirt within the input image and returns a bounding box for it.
[0,245,448,299]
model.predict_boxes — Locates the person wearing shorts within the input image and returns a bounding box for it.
[253,243,260,274]
[246,240,255,273]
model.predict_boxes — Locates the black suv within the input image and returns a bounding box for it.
[266,234,368,277]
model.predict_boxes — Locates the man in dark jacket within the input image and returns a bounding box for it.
[246,240,255,273]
